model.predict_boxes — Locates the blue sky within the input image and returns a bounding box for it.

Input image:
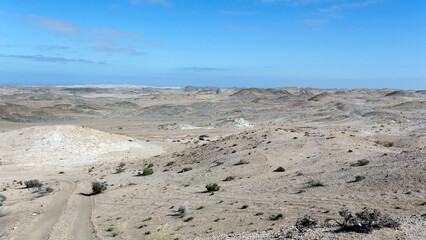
[0,0,425,89]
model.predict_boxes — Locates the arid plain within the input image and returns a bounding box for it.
[0,85,425,239]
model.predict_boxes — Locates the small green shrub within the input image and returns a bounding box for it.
[385,142,394,147]
[206,183,220,192]
[139,168,154,176]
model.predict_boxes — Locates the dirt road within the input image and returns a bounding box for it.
[21,179,97,240]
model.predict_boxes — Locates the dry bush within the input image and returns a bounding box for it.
[296,214,319,231]
[335,208,400,233]
[24,179,43,188]
[92,182,107,195]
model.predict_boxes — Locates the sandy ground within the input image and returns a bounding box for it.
[0,86,425,239]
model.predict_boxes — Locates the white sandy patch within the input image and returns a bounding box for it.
[0,125,162,167]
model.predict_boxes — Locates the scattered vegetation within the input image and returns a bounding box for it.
[138,168,154,176]
[165,161,175,167]
[385,142,394,147]
[178,205,190,218]
[206,183,220,192]
[223,176,235,181]
[178,167,192,173]
[308,180,325,187]
[115,162,126,174]
[296,214,319,231]
[348,149,353,152]
[24,179,43,188]
[106,224,121,237]
[274,167,286,172]
[92,181,107,195]
[333,208,401,233]
[270,213,284,221]
[353,176,366,182]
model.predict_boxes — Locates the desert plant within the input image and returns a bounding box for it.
[45,186,55,193]
[223,176,235,181]
[206,183,220,192]
[308,180,325,187]
[24,179,43,188]
[274,167,286,172]
[178,205,190,217]
[353,176,365,182]
[334,208,400,233]
[385,142,394,147]
[296,214,318,231]
[115,162,126,174]
[165,161,175,166]
[270,213,284,221]
[178,167,192,173]
[139,168,154,176]
[92,182,107,195]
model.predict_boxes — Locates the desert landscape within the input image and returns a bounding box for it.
[0,85,424,239]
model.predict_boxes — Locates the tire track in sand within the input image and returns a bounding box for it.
[21,179,97,240]
[70,179,96,240]
[22,180,74,240]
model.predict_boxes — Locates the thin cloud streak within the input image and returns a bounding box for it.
[21,15,146,56]
[23,15,78,34]
[0,54,106,64]
[38,45,71,51]
[90,46,144,56]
